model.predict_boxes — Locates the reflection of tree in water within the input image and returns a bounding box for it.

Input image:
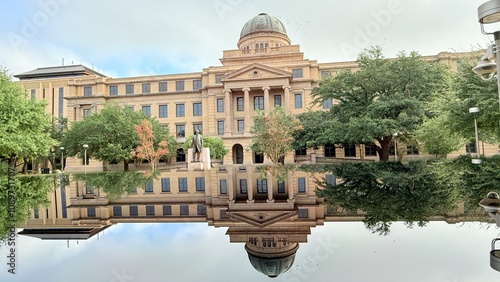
[0,162,56,242]
[73,171,158,200]
[311,161,459,235]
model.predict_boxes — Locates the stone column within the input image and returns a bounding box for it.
[74,105,81,121]
[227,166,235,203]
[263,86,270,114]
[266,173,274,203]
[224,89,232,136]
[243,88,251,136]
[247,166,254,203]
[287,173,295,202]
[283,85,291,113]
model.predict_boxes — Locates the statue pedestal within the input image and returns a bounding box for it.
[187,148,211,170]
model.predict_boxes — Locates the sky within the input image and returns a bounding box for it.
[1,221,500,282]
[0,0,497,79]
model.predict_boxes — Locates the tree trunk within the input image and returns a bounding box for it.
[22,157,28,174]
[123,161,129,171]
[378,137,392,162]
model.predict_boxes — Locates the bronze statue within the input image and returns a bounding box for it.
[192,130,203,162]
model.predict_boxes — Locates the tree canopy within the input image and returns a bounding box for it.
[297,47,453,161]
[63,103,176,170]
[0,69,54,167]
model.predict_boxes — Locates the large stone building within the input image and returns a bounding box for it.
[14,13,492,171]
[12,14,495,277]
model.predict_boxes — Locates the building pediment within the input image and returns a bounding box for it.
[227,210,297,227]
[222,63,291,83]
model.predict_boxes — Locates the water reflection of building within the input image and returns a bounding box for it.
[19,166,487,278]
[14,13,498,174]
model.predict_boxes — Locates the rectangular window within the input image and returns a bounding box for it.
[298,208,309,218]
[144,180,153,193]
[176,104,185,117]
[83,108,92,118]
[254,96,264,110]
[274,95,282,107]
[30,89,36,99]
[85,185,93,194]
[219,179,227,194]
[292,68,303,78]
[197,204,207,216]
[129,205,138,216]
[237,120,244,132]
[365,144,377,156]
[344,144,356,157]
[83,86,92,96]
[217,98,224,112]
[294,93,302,108]
[128,106,134,111]
[142,83,151,94]
[407,145,419,155]
[161,178,170,192]
[87,207,96,217]
[113,206,122,216]
[159,82,167,92]
[237,97,244,111]
[193,79,202,90]
[126,84,134,94]
[277,181,285,193]
[176,81,185,91]
[298,177,306,193]
[257,179,268,193]
[180,205,189,215]
[141,105,151,117]
[176,125,185,138]
[109,85,118,96]
[217,121,224,135]
[159,105,168,118]
[324,144,336,157]
[322,98,333,109]
[163,205,172,215]
[195,177,205,192]
[295,147,307,156]
[320,70,331,79]
[215,74,223,84]
[193,103,202,116]
[239,179,247,194]
[34,209,39,219]
[146,205,155,216]
[326,174,336,186]
[178,178,188,192]
[193,123,203,134]
[466,142,476,154]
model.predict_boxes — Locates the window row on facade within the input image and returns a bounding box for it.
[82,80,203,97]
[86,204,207,218]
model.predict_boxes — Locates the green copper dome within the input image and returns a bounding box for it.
[240,13,288,39]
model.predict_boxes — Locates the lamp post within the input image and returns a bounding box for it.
[474,0,500,107]
[479,192,500,271]
[83,144,88,173]
[469,107,482,164]
[393,132,398,162]
[60,146,64,172]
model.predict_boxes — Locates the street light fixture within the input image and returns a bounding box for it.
[478,191,500,271]
[469,107,482,164]
[83,144,88,173]
[60,146,64,172]
[475,0,500,107]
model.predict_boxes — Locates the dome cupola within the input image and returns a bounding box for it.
[237,13,291,51]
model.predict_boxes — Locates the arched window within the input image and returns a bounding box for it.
[260,43,264,49]
[255,43,259,49]
[265,43,268,49]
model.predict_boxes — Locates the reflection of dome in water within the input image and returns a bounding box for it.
[239,13,288,40]
[245,242,299,278]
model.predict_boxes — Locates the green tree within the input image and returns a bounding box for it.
[416,115,463,158]
[315,161,458,235]
[299,47,452,161]
[0,68,54,168]
[250,107,302,165]
[63,103,176,171]
[73,171,156,200]
[182,135,228,160]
